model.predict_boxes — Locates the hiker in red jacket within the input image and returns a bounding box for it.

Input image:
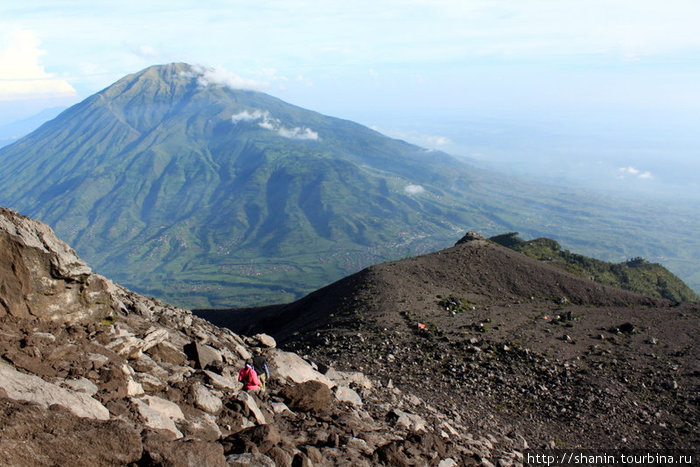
[238,361,261,391]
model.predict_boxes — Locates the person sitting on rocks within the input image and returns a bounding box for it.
[238,361,261,391]
[252,351,270,391]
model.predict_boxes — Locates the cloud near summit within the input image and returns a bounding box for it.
[187,65,267,91]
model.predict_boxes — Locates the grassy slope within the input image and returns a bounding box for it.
[489,232,698,302]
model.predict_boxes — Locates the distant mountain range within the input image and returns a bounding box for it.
[0,63,697,307]
[0,106,67,148]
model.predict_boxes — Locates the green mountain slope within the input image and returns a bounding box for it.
[0,63,698,307]
[0,64,483,307]
[489,232,698,302]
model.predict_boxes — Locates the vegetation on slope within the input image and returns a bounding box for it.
[489,232,699,302]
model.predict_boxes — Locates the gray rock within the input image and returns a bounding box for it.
[0,362,109,420]
[390,408,427,433]
[61,377,99,396]
[188,342,223,369]
[87,352,110,369]
[204,370,241,391]
[226,453,276,467]
[270,401,293,415]
[325,368,373,389]
[194,383,223,414]
[237,390,267,425]
[136,372,167,392]
[346,437,373,455]
[250,333,277,348]
[267,349,335,388]
[456,231,485,244]
[131,395,185,438]
[183,412,222,441]
[335,385,363,406]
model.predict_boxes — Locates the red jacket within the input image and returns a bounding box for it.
[238,364,261,390]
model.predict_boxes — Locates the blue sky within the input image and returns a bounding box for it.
[1,0,699,199]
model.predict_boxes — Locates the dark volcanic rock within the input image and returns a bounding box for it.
[0,398,142,467]
[281,380,334,414]
[140,430,226,467]
[222,424,283,455]
[205,232,700,452]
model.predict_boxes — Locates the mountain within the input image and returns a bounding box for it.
[198,232,699,450]
[0,63,698,307]
[488,232,699,303]
[0,63,480,307]
[2,207,511,466]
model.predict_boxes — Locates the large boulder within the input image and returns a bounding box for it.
[185,342,223,369]
[267,349,335,388]
[131,395,185,438]
[281,380,334,415]
[0,207,118,323]
[0,361,109,420]
[193,383,223,414]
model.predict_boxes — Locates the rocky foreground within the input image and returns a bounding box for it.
[0,207,530,466]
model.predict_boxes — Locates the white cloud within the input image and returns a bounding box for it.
[231,109,269,123]
[425,135,451,146]
[276,126,319,140]
[618,166,653,179]
[231,108,319,140]
[189,65,267,91]
[0,29,76,101]
[404,184,426,195]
